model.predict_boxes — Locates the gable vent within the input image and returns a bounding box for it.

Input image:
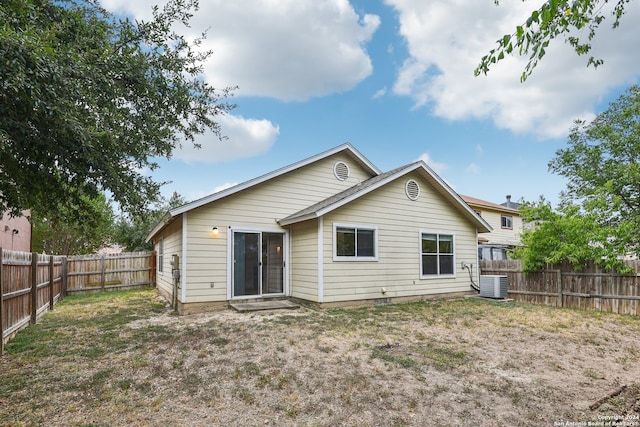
[405,179,420,201]
[334,161,350,181]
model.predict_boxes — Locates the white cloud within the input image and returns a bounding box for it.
[373,87,387,99]
[201,1,380,101]
[416,152,447,174]
[103,0,380,102]
[385,0,640,139]
[174,114,280,163]
[465,163,480,175]
[475,144,484,156]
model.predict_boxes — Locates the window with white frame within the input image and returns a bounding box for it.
[334,224,378,261]
[158,238,164,273]
[421,232,455,277]
[501,215,513,229]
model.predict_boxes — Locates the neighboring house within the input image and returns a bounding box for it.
[460,195,523,260]
[146,144,492,313]
[500,194,521,210]
[0,211,31,252]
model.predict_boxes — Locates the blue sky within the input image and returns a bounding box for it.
[103,0,640,207]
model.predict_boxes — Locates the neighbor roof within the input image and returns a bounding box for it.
[460,195,520,215]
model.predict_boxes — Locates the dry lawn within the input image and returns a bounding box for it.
[1,289,640,427]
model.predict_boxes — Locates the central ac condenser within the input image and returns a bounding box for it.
[479,275,508,299]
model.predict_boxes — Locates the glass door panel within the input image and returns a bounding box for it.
[262,233,284,294]
[233,232,260,297]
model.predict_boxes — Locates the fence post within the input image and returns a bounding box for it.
[1,248,4,355]
[49,256,54,311]
[61,257,68,298]
[557,270,563,308]
[150,251,156,287]
[31,252,38,325]
[100,255,106,291]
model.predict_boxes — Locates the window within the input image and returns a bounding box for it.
[158,238,164,273]
[501,215,513,229]
[334,224,378,261]
[421,232,455,277]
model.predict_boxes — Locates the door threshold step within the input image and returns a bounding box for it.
[229,300,301,312]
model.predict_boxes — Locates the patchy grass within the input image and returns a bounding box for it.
[2,289,640,426]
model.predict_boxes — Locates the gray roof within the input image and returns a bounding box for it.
[279,161,492,233]
[279,164,412,226]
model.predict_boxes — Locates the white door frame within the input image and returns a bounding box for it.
[227,226,289,300]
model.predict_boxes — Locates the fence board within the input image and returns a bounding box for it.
[480,259,640,316]
[2,250,156,354]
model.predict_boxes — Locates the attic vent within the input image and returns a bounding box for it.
[405,179,420,201]
[334,161,350,181]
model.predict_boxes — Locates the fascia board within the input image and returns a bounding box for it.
[170,143,380,217]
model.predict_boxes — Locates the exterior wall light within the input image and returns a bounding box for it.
[212,227,219,235]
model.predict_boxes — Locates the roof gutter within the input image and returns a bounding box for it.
[145,211,174,243]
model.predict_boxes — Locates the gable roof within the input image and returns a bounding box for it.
[146,143,380,242]
[146,144,493,242]
[461,195,520,215]
[280,161,492,233]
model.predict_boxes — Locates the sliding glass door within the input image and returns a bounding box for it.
[233,231,284,298]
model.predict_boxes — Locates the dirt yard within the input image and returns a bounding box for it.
[1,289,640,427]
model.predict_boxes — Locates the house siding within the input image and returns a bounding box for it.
[175,153,375,303]
[321,172,478,303]
[155,218,183,299]
[475,209,523,246]
[289,220,319,302]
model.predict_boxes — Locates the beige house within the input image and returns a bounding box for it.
[460,195,523,260]
[147,144,491,313]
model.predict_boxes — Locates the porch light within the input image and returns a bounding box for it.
[212,227,219,235]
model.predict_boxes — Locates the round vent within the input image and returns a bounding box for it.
[334,161,350,181]
[405,179,420,201]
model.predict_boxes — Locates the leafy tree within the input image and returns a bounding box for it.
[31,192,115,255]
[475,0,632,81]
[114,192,186,252]
[0,0,235,218]
[514,85,640,272]
[512,197,633,272]
[550,85,640,246]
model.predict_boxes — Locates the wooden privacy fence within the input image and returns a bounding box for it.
[65,251,155,294]
[1,250,155,354]
[480,259,640,316]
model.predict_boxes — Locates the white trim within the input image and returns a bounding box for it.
[318,217,324,303]
[333,222,379,262]
[158,237,164,273]
[419,229,456,279]
[286,231,292,297]
[226,226,232,300]
[169,144,379,217]
[181,214,187,303]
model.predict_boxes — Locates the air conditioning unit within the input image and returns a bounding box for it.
[479,275,508,299]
